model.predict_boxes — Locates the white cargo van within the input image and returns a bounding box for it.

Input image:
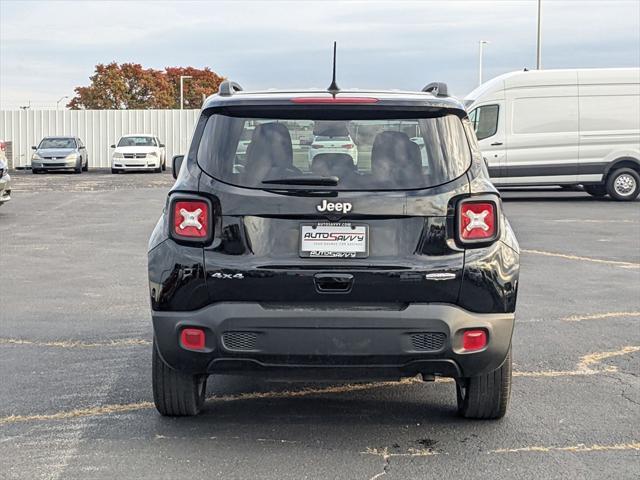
[465,68,640,201]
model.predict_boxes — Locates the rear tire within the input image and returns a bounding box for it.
[82,159,88,172]
[154,165,162,173]
[152,338,207,416]
[32,168,41,174]
[606,167,640,201]
[584,184,607,198]
[456,346,511,419]
[111,168,119,174]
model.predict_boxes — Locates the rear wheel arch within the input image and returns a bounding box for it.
[603,157,640,180]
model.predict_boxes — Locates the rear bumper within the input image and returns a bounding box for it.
[152,303,514,379]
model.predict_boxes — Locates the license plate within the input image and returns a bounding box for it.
[299,223,369,258]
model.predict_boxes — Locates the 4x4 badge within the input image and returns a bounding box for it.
[316,200,352,213]
[210,272,244,280]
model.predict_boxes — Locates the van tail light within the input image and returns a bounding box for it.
[456,197,499,246]
[169,196,213,243]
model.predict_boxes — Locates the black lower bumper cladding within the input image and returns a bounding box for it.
[153,303,514,379]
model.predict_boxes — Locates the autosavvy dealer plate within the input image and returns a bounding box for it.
[300,223,369,258]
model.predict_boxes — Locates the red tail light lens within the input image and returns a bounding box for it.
[457,199,499,245]
[174,200,208,238]
[462,329,487,351]
[180,327,206,351]
[170,197,213,243]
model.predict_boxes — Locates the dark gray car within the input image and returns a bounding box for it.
[31,137,88,174]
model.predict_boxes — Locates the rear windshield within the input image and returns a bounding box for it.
[196,112,470,190]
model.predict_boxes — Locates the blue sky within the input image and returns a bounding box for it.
[1,0,639,109]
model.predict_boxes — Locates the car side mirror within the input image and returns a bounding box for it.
[32,146,37,150]
[159,144,165,148]
[172,155,184,179]
[110,144,116,148]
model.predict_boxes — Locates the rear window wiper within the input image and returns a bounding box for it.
[262,176,339,186]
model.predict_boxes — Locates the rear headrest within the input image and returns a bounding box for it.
[370,131,423,187]
[246,123,293,168]
[311,153,356,178]
[243,123,294,185]
[313,121,350,138]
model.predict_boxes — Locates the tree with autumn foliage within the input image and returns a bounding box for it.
[164,67,224,109]
[68,63,225,110]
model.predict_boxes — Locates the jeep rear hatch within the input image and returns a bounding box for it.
[192,106,471,305]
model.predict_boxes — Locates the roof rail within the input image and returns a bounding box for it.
[218,80,243,97]
[422,82,449,97]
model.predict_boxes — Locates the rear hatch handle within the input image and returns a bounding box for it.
[314,273,354,293]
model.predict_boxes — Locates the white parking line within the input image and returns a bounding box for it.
[522,249,640,269]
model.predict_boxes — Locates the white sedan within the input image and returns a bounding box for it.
[111,135,166,173]
[307,134,358,167]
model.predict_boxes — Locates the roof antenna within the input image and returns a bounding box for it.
[327,41,340,95]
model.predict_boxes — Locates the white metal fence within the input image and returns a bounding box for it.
[0,109,200,168]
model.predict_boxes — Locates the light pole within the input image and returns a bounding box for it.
[180,75,192,110]
[478,40,489,86]
[536,0,542,69]
[56,95,69,110]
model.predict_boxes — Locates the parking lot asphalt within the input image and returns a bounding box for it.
[1,171,639,480]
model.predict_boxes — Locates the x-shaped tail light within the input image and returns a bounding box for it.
[464,209,490,232]
[458,199,498,244]
[179,208,203,231]
[172,199,210,240]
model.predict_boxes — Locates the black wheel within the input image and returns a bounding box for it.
[74,163,82,174]
[606,168,640,201]
[162,159,166,171]
[111,168,119,174]
[82,158,88,172]
[456,346,511,419]
[152,338,207,416]
[584,184,607,198]
[32,168,40,174]
[154,165,162,173]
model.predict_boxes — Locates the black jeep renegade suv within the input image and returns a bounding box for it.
[148,80,520,419]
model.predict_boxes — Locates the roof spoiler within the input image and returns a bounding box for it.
[218,80,243,97]
[422,82,449,97]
